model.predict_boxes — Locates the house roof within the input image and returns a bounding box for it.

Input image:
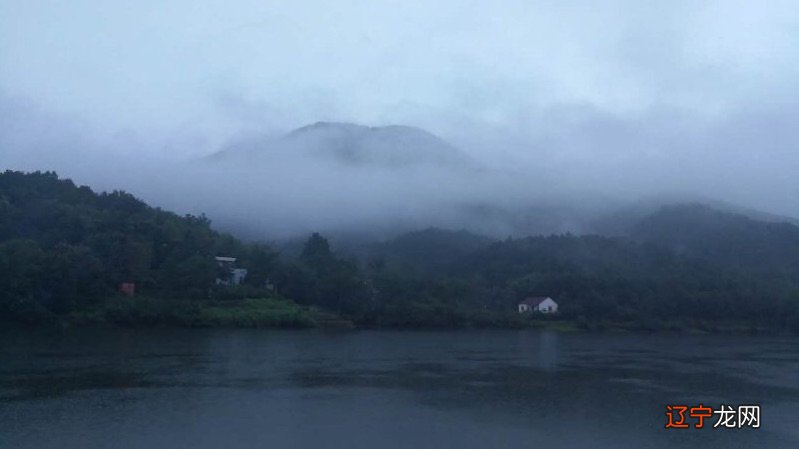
[519,296,552,306]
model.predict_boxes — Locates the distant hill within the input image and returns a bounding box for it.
[210,121,475,169]
[591,196,799,236]
[358,204,799,281]
[631,203,799,274]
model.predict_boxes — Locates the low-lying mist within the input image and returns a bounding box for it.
[2,94,798,243]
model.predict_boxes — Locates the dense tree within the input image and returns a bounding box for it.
[2,170,799,332]
[0,171,277,319]
[292,233,367,314]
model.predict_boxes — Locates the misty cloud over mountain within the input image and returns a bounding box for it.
[211,121,476,170]
[2,1,798,242]
[2,94,799,242]
[193,120,617,239]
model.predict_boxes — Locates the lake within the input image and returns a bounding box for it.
[1,328,797,448]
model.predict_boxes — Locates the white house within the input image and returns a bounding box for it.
[518,296,558,314]
[215,256,248,286]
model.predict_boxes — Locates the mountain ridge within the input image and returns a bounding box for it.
[210,121,475,169]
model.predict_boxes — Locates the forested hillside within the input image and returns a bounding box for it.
[2,171,798,332]
[632,204,799,273]
[360,209,799,330]
[0,171,278,321]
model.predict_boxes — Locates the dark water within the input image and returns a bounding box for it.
[1,329,797,449]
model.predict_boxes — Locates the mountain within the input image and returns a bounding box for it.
[204,121,799,241]
[631,203,799,274]
[591,195,799,236]
[350,204,799,282]
[210,121,475,169]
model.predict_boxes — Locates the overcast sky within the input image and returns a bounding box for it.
[1,0,798,220]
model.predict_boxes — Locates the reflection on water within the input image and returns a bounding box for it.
[538,330,559,371]
[0,328,797,449]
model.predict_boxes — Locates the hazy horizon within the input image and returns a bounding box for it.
[2,1,798,238]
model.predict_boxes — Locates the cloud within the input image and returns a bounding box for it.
[1,1,798,237]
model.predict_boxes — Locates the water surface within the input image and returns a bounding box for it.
[1,329,797,448]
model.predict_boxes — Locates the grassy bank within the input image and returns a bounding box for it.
[520,316,784,335]
[67,296,319,328]
[41,297,793,335]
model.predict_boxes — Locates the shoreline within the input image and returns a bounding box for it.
[3,296,794,336]
[4,317,793,337]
